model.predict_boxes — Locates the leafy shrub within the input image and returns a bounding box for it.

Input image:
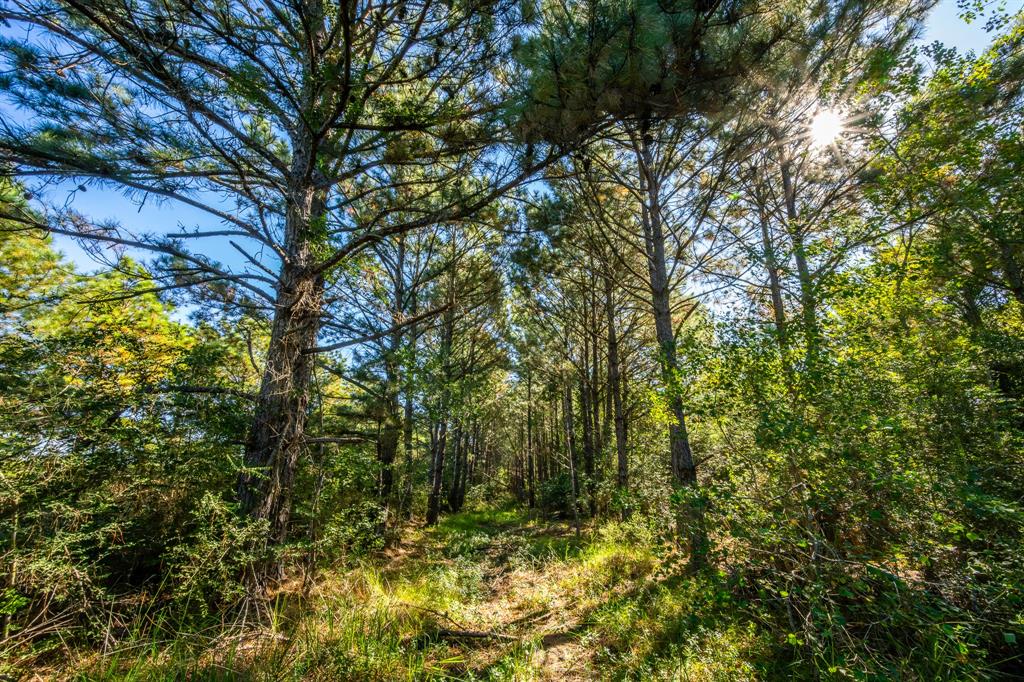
[164,493,269,620]
[537,472,574,517]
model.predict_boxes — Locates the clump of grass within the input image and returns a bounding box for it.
[585,573,775,681]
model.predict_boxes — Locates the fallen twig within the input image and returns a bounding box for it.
[436,628,518,641]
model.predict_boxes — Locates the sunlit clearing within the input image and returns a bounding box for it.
[809,108,844,148]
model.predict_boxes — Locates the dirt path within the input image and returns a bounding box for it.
[384,510,603,679]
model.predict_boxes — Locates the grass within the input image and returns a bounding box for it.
[19,502,992,680]
[36,505,759,680]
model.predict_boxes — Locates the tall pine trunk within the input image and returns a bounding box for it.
[402,287,418,519]
[635,127,705,566]
[427,419,448,525]
[526,373,536,508]
[579,334,595,516]
[563,382,581,538]
[757,194,792,381]
[239,179,325,545]
[635,131,696,487]
[604,276,628,490]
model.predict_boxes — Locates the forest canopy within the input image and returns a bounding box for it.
[1,0,1023,679]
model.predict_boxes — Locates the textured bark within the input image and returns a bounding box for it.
[526,373,536,508]
[237,15,331,548]
[635,131,696,487]
[634,126,705,566]
[563,383,581,538]
[604,276,628,489]
[426,419,447,525]
[238,173,325,544]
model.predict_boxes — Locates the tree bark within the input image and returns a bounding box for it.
[238,179,325,545]
[448,424,465,512]
[378,372,401,507]
[526,372,536,508]
[402,287,418,519]
[757,194,792,379]
[427,418,447,525]
[563,382,581,538]
[579,369,596,517]
[635,130,696,487]
[604,275,628,490]
[634,125,705,566]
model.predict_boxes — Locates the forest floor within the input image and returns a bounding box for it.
[66,504,773,680]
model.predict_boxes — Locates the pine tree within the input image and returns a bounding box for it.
[0,0,549,552]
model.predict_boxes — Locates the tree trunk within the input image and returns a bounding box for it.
[239,180,325,545]
[604,276,628,490]
[563,382,581,538]
[402,287,418,519]
[590,285,602,507]
[425,300,454,525]
[427,419,447,525]
[635,130,696,487]
[757,195,792,380]
[775,135,818,369]
[378,367,401,508]
[448,424,464,511]
[996,236,1024,309]
[379,236,408,513]
[579,368,596,517]
[635,126,705,566]
[526,373,536,508]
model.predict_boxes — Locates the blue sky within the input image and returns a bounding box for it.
[922,0,1006,53]
[32,0,1016,275]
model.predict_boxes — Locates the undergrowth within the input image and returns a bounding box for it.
[6,503,1021,680]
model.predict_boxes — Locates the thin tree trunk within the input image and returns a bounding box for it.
[634,130,696,487]
[634,125,705,566]
[604,276,628,490]
[448,424,465,512]
[775,135,818,369]
[427,418,447,525]
[526,372,536,508]
[426,302,454,526]
[563,382,581,538]
[579,368,596,517]
[378,378,400,507]
[757,195,792,379]
[402,287,418,519]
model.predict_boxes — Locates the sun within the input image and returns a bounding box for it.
[808,108,844,148]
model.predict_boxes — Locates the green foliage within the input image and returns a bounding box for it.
[164,494,269,621]
[1,3,1023,680]
[514,0,792,141]
[537,472,575,516]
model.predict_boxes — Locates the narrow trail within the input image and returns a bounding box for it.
[376,507,658,680]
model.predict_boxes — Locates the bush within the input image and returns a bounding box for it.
[164,493,269,620]
[537,472,574,517]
